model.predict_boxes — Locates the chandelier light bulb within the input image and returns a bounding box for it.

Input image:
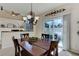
[35,16,39,20]
[27,15,32,19]
[23,17,27,20]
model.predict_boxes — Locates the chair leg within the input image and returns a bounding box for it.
[15,45,20,56]
[15,46,17,56]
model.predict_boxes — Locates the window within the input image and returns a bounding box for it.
[23,17,33,31]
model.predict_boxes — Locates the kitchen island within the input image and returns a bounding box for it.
[1,31,35,49]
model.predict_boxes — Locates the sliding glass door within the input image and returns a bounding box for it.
[43,17,63,49]
[43,14,71,51]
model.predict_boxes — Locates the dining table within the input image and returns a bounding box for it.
[31,40,50,50]
[19,39,59,56]
[33,40,58,56]
[19,41,48,56]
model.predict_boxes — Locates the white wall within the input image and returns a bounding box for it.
[35,4,79,53]
[70,4,79,53]
[35,16,44,38]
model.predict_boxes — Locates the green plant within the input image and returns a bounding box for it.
[29,37,38,42]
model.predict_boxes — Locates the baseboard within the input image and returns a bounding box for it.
[68,49,79,55]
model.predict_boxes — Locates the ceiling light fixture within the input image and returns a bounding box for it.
[26,3,39,25]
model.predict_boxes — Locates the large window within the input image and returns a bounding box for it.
[23,17,33,31]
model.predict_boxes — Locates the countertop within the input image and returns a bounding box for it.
[1,31,33,32]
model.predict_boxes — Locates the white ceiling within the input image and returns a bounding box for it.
[0,3,64,16]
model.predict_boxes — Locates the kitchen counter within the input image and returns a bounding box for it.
[2,31,33,32]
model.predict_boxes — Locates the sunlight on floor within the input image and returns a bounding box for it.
[58,41,63,53]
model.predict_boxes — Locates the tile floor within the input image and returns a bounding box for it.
[0,40,78,56]
[0,46,78,56]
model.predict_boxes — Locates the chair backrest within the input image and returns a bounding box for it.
[20,33,29,41]
[41,34,50,41]
[12,36,20,56]
[41,34,45,40]
[48,41,58,56]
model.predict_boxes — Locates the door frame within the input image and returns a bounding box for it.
[63,13,71,50]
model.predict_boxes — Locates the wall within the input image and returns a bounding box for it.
[0,11,23,20]
[35,16,44,38]
[70,4,79,53]
[35,4,79,53]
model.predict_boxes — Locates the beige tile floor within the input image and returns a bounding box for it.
[0,40,78,56]
[0,46,78,56]
[0,47,15,56]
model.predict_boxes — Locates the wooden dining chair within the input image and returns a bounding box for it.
[42,41,58,56]
[41,34,50,41]
[48,41,58,56]
[12,36,31,56]
[12,36,20,56]
[20,33,29,42]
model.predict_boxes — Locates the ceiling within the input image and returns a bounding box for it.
[0,3,64,16]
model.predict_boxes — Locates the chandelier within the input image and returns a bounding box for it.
[23,3,39,25]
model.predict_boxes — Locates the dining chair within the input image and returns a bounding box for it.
[42,41,58,56]
[41,34,45,40]
[20,33,29,41]
[12,36,29,56]
[12,36,20,56]
[41,34,50,41]
[48,41,58,56]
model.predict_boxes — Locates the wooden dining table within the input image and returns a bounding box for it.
[31,40,50,50]
[19,41,48,56]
